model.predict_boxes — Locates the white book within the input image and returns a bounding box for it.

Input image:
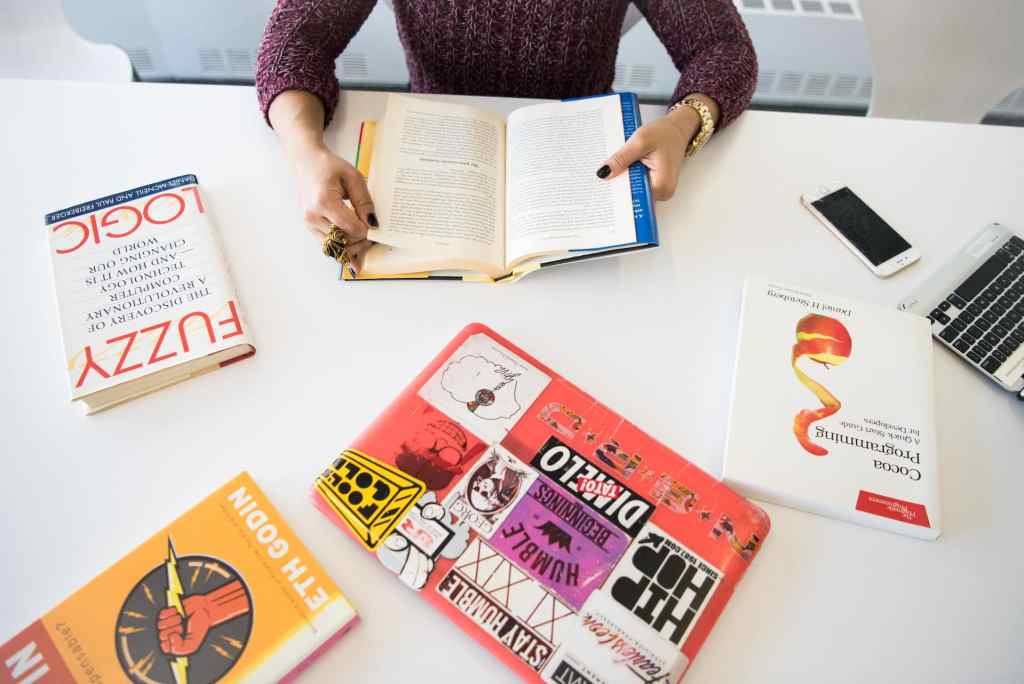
[722,278,942,540]
[45,174,254,414]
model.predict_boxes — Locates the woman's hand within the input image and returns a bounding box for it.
[269,89,376,274]
[598,94,719,202]
[291,145,376,273]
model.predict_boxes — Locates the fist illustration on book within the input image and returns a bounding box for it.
[156,579,251,656]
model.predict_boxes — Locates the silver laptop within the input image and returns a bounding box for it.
[899,222,1024,399]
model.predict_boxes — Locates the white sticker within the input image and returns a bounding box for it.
[419,333,551,443]
[438,536,576,673]
[443,444,538,538]
[603,522,723,650]
[540,592,689,684]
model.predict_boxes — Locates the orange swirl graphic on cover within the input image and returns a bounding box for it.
[791,314,852,456]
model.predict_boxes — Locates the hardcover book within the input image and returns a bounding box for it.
[348,93,658,282]
[0,472,357,684]
[722,278,942,540]
[44,174,255,414]
[311,323,770,682]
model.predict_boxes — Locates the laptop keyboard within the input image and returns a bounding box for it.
[928,235,1024,384]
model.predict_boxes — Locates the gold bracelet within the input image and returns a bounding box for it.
[668,96,716,158]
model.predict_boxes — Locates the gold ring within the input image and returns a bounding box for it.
[322,224,349,262]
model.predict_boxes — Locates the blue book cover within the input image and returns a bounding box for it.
[561,92,659,252]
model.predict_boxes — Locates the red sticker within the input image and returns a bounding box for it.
[575,476,623,499]
[856,490,931,528]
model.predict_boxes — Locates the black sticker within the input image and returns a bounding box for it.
[530,436,654,537]
[549,660,597,684]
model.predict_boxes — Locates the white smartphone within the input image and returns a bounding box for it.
[801,185,920,277]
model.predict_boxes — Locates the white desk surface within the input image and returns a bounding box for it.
[2,79,1023,683]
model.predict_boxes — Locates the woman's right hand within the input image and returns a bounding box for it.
[268,89,376,274]
[292,144,376,274]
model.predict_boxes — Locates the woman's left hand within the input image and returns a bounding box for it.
[596,103,707,201]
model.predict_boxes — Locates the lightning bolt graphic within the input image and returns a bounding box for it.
[165,538,189,684]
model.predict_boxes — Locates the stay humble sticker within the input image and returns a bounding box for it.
[438,536,575,673]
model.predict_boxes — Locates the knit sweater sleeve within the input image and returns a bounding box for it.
[635,0,758,128]
[256,0,376,128]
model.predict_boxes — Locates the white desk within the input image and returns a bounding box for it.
[2,79,1022,683]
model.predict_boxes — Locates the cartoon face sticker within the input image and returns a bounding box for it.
[467,453,527,514]
[377,492,470,591]
[395,419,484,491]
[443,445,538,539]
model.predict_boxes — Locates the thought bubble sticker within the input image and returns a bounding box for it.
[440,354,523,420]
[419,333,551,443]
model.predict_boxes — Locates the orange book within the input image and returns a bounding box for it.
[0,472,356,684]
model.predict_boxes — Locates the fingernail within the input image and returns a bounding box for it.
[596,165,611,179]
[368,213,379,227]
[347,264,358,279]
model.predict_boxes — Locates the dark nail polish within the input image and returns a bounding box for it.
[347,265,357,279]
[368,213,379,227]
[596,165,611,179]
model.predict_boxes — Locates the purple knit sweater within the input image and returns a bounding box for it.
[256,0,757,129]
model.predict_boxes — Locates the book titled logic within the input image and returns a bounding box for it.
[311,323,770,683]
[0,472,357,684]
[722,278,942,540]
[347,93,658,282]
[44,174,254,414]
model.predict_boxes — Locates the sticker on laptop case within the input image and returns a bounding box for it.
[651,474,699,514]
[538,402,586,441]
[378,491,470,590]
[491,476,630,611]
[315,448,426,551]
[418,332,551,444]
[710,513,763,561]
[540,591,688,684]
[606,521,723,648]
[530,436,654,538]
[444,444,537,538]
[438,536,575,673]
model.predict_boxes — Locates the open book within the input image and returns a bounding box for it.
[351,93,658,282]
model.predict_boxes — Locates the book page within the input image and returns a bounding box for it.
[367,95,506,274]
[505,96,635,268]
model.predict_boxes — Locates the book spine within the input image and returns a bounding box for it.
[620,93,658,246]
[44,174,199,225]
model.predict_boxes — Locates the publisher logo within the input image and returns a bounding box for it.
[855,490,931,528]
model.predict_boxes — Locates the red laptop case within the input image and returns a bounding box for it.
[312,323,770,683]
